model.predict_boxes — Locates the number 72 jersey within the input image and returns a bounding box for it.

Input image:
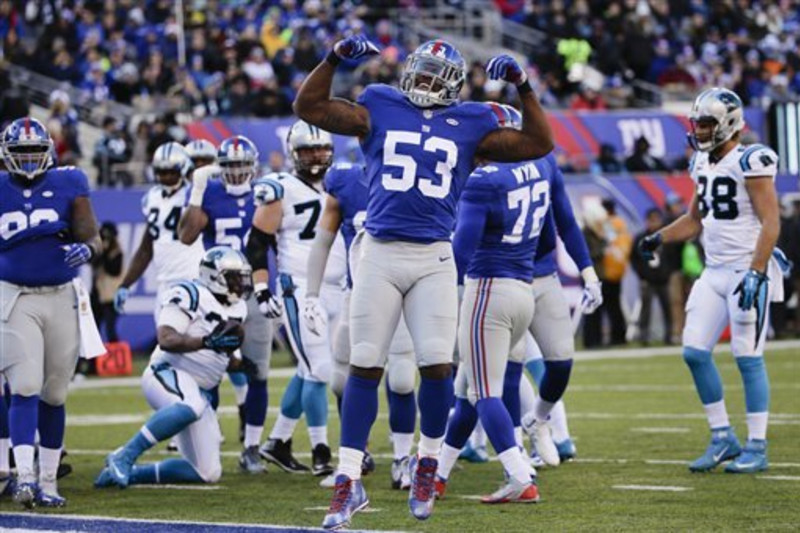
[142,182,204,285]
[690,143,778,269]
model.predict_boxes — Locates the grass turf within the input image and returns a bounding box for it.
[2,347,798,532]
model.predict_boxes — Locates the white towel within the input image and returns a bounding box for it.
[72,278,107,359]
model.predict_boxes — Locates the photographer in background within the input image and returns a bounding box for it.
[632,208,672,345]
[91,222,124,343]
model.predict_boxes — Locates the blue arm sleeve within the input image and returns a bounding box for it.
[548,161,592,271]
[453,184,492,282]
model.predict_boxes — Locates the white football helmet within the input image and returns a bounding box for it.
[152,142,191,191]
[184,139,217,168]
[688,88,745,152]
[287,120,333,179]
[198,246,253,305]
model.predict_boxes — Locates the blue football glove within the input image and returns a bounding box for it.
[485,54,527,85]
[203,321,244,353]
[333,35,380,61]
[733,269,769,311]
[63,243,93,268]
[638,232,662,261]
[114,287,129,314]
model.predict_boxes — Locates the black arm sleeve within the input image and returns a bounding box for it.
[245,226,277,271]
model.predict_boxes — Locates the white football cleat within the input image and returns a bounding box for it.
[522,413,560,467]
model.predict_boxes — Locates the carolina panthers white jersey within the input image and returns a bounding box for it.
[253,172,347,284]
[142,182,205,284]
[690,143,778,269]
[150,280,247,391]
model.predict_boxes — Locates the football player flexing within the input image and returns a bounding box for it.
[305,159,418,490]
[114,142,204,323]
[639,88,782,473]
[96,247,251,488]
[245,120,347,477]
[178,136,273,474]
[0,117,102,507]
[294,34,552,528]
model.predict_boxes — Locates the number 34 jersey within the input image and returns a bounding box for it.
[253,173,346,284]
[690,143,778,269]
[141,181,204,285]
[357,84,499,243]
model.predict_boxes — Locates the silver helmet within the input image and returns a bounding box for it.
[287,120,333,179]
[198,246,253,305]
[184,139,217,168]
[688,88,745,152]
[152,142,191,191]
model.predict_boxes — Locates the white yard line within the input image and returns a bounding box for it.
[612,484,692,492]
[575,339,800,361]
[131,484,224,491]
[757,475,800,481]
[630,427,690,434]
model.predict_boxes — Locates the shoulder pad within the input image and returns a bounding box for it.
[739,144,778,176]
[162,281,201,314]
[253,177,285,205]
[474,165,499,175]
[331,162,353,171]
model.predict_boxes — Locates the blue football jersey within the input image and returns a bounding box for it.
[0,166,91,286]
[453,159,555,282]
[188,179,255,251]
[324,162,368,253]
[357,84,499,243]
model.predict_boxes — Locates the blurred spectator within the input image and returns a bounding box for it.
[268,150,286,172]
[632,208,671,345]
[599,198,632,346]
[582,202,608,349]
[625,137,670,173]
[48,90,80,159]
[91,221,124,343]
[242,47,276,89]
[772,199,800,338]
[570,84,607,111]
[145,117,175,159]
[93,117,132,187]
[593,143,625,174]
[662,193,692,344]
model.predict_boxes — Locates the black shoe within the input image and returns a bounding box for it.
[259,438,310,474]
[361,449,376,476]
[312,444,334,477]
[57,449,72,479]
[238,404,246,444]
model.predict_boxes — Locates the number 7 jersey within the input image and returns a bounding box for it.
[690,143,778,269]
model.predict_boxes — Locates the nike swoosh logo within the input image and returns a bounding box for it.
[713,445,729,462]
[439,256,451,262]
[110,462,124,480]
[733,461,758,469]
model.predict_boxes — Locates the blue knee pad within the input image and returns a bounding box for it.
[736,356,770,413]
[683,347,724,405]
[302,379,328,428]
[525,359,545,388]
[228,371,248,388]
[280,374,304,419]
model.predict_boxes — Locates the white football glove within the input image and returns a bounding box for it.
[189,164,220,206]
[255,283,282,318]
[580,267,603,314]
[303,296,327,337]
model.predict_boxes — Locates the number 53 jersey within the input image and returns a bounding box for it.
[357,85,499,243]
[690,143,778,269]
[142,182,204,285]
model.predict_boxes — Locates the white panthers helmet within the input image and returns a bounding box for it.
[184,139,217,168]
[152,142,191,190]
[688,87,745,152]
[198,246,253,305]
[287,120,333,178]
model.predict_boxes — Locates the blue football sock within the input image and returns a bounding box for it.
[340,374,379,451]
[38,402,65,449]
[444,397,477,449]
[129,458,203,484]
[736,357,770,413]
[476,397,517,454]
[125,403,197,460]
[301,379,328,428]
[280,374,304,419]
[228,371,248,387]
[502,362,523,427]
[418,374,454,440]
[245,379,267,426]
[683,347,724,404]
[525,358,545,388]
[0,393,9,439]
[540,360,573,403]
[9,395,38,446]
[387,386,416,435]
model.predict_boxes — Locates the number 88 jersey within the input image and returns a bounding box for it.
[690,143,778,269]
[142,182,204,284]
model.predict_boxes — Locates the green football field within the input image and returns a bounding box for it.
[2,345,799,532]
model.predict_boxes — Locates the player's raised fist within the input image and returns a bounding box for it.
[485,54,527,86]
[638,232,662,261]
[333,34,380,61]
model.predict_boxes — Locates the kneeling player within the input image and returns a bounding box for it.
[96,247,252,487]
